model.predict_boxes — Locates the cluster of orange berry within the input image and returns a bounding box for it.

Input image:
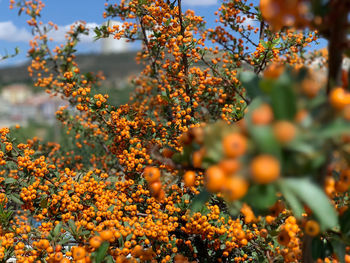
[277,216,302,262]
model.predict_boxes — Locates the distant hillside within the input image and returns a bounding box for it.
[0,51,143,86]
[0,51,246,105]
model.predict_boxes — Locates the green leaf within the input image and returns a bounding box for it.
[244,98,281,157]
[105,255,114,263]
[126,234,133,241]
[107,205,114,212]
[95,241,109,263]
[227,201,242,216]
[68,219,77,235]
[190,190,211,214]
[340,208,350,236]
[286,140,315,156]
[58,238,72,245]
[284,178,338,230]
[118,235,124,247]
[243,184,278,210]
[202,121,230,164]
[239,71,261,100]
[318,119,350,138]
[80,230,91,236]
[278,180,303,218]
[270,78,297,120]
[250,126,281,158]
[259,79,275,94]
[261,41,268,49]
[9,194,23,205]
[331,239,346,263]
[4,178,16,184]
[53,222,62,237]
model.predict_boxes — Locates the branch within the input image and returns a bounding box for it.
[327,0,349,93]
[177,0,193,113]
[33,24,59,74]
[200,54,249,104]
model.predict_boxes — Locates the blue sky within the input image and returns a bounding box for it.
[0,0,324,68]
[0,0,222,67]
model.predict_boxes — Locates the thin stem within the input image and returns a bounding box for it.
[177,0,193,113]
[200,54,249,104]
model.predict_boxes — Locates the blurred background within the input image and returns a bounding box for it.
[0,0,222,143]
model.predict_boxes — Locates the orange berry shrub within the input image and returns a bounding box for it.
[0,0,349,262]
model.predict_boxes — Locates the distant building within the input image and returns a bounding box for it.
[101,20,129,54]
[0,84,68,128]
[24,93,68,124]
[1,84,32,104]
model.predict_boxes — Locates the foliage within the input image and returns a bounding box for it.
[0,0,349,263]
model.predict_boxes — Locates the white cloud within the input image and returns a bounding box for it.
[241,16,259,29]
[0,21,100,43]
[183,0,217,6]
[0,20,131,54]
[0,21,32,42]
[47,22,99,43]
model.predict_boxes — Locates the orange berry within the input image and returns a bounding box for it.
[144,167,161,183]
[205,165,226,192]
[236,119,247,133]
[116,256,127,263]
[263,63,284,79]
[218,158,241,174]
[183,171,196,187]
[259,229,268,238]
[131,245,143,258]
[39,239,50,250]
[266,215,276,224]
[251,104,274,125]
[270,200,285,216]
[251,155,280,184]
[60,258,71,263]
[190,127,205,144]
[335,181,349,193]
[124,241,131,248]
[340,169,350,186]
[301,78,321,98]
[192,148,205,168]
[223,176,249,201]
[150,181,162,194]
[72,247,86,260]
[240,238,248,246]
[295,109,308,123]
[339,206,348,216]
[89,236,103,248]
[277,229,291,246]
[273,121,297,144]
[329,87,350,110]
[179,132,192,145]
[162,148,174,158]
[222,133,247,158]
[156,189,166,200]
[343,105,350,120]
[54,252,63,262]
[304,220,320,237]
[55,244,62,252]
[99,230,114,241]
